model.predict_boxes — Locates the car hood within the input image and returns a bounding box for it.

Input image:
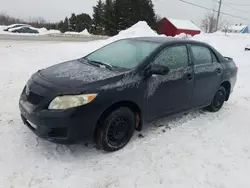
[38,59,124,88]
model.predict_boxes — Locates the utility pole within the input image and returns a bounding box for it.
[216,0,222,31]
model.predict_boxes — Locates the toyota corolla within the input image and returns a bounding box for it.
[19,37,237,151]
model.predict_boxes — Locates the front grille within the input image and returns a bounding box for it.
[26,91,44,105]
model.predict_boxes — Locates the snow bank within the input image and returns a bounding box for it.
[38,28,61,35]
[80,29,91,36]
[81,21,164,52]
[109,21,159,41]
[0,26,7,34]
[37,27,48,34]
[64,31,80,35]
[64,29,92,36]
[0,25,5,31]
[47,29,61,34]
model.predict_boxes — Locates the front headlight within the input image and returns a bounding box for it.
[48,94,97,110]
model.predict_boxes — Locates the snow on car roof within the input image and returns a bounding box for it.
[167,18,201,31]
[5,23,30,29]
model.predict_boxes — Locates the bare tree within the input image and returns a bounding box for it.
[28,17,46,28]
[0,13,22,25]
[219,20,230,35]
[201,13,217,33]
[223,23,230,36]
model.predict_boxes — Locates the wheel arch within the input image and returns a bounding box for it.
[95,101,143,135]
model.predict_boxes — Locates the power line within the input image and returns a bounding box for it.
[222,1,250,6]
[180,0,215,11]
[212,0,250,15]
[213,0,250,6]
[180,0,250,21]
[223,3,250,15]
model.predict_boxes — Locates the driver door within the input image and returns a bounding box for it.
[146,44,195,120]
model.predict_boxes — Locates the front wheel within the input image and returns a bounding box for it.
[206,86,226,112]
[95,107,135,152]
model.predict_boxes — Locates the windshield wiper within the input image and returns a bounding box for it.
[90,60,113,69]
[80,58,113,70]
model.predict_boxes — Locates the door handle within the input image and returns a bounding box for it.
[217,68,222,74]
[187,74,194,81]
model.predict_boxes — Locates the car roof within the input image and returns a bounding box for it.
[127,37,206,46]
[127,37,225,62]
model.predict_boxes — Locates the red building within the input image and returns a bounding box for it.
[157,17,201,37]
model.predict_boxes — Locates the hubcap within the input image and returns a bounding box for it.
[107,117,129,146]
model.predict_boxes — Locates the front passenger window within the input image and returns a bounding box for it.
[153,45,189,69]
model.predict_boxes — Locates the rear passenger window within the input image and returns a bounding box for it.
[153,45,188,69]
[191,45,212,65]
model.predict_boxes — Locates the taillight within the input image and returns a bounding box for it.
[236,65,238,72]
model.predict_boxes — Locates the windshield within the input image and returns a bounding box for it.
[86,39,160,69]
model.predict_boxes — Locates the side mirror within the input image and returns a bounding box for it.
[144,64,170,78]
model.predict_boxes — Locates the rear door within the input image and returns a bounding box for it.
[189,44,223,107]
[146,44,195,120]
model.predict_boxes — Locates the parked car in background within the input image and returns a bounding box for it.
[4,24,31,31]
[19,37,238,152]
[10,26,39,34]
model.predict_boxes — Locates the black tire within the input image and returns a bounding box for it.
[95,107,135,152]
[206,86,226,112]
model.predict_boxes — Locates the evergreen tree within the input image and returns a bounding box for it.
[113,0,134,32]
[57,21,64,32]
[142,0,157,30]
[103,0,117,36]
[69,13,77,31]
[113,0,157,33]
[57,17,69,33]
[62,17,69,33]
[92,0,105,35]
[75,13,92,32]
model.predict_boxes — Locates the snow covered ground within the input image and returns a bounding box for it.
[1,22,250,188]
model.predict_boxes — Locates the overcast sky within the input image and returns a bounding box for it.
[1,0,250,26]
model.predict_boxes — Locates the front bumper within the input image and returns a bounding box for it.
[19,99,100,143]
[19,83,102,144]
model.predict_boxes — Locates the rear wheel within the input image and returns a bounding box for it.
[206,86,226,112]
[95,107,135,152]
